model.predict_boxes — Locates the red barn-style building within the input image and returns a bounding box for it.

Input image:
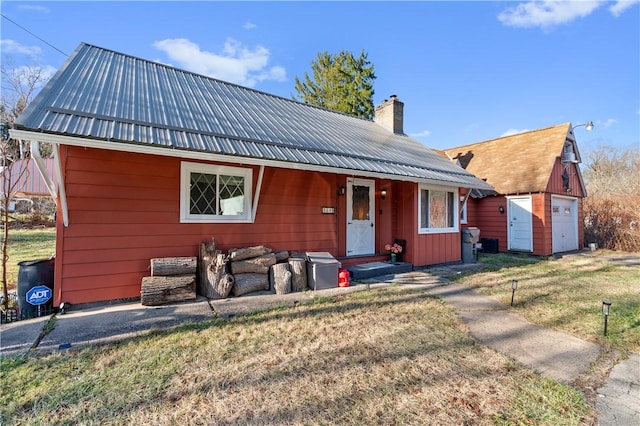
[444,123,588,256]
[12,43,493,306]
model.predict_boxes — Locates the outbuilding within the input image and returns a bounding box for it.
[444,123,588,256]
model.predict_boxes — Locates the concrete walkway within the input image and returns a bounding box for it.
[427,281,602,384]
[1,263,638,425]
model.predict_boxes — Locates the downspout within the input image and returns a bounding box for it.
[251,165,264,223]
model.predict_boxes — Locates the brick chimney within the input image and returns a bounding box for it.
[374,95,404,134]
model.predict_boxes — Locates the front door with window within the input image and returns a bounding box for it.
[507,196,533,252]
[346,178,375,256]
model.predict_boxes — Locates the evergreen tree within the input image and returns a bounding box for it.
[293,50,376,119]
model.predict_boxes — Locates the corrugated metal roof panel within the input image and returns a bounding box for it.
[16,43,493,190]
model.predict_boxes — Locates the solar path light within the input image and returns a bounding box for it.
[510,279,518,307]
[602,300,612,336]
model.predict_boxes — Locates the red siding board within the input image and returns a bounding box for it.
[66,183,177,200]
[470,196,508,252]
[546,159,585,198]
[67,197,177,213]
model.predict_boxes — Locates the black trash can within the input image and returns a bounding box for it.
[17,258,55,318]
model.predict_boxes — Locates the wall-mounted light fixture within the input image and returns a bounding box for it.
[338,185,346,196]
[571,121,594,132]
[381,188,387,199]
[499,206,505,213]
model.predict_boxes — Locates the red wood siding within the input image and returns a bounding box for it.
[56,146,342,305]
[531,193,548,255]
[466,196,508,253]
[546,158,586,198]
[393,181,461,266]
[456,160,585,258]
[376,179,394,254]
[54,146,470,305]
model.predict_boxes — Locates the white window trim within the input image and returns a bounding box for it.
[418,184,459,234]
[180,161,253,223]
[460,195,468,225]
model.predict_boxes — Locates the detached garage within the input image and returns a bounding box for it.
[444,123,588,256]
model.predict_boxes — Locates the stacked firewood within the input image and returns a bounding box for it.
[198,239,308,298]
[140,257,197,305]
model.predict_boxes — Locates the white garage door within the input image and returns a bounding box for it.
[552,196,578,253]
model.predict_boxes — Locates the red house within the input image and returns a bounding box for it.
[443,123,588,256]
[12,43,492,306]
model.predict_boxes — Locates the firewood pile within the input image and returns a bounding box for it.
[140,256,197,306]
[140,240,312,306]
[199,239,308,298]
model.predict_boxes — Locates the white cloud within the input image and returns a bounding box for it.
[17,5,50,13]
[152,38,286,87]
[410,129,431,138]
[610,0,640,16]
[0,39,42,56]
[498,1,601,29]
[600,118,619,128]
[243,22,257,30]
[501,128,530,137]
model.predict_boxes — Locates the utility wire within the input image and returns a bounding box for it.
[1,13,68,57]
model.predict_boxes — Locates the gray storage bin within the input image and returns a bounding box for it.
[306,252,341,290]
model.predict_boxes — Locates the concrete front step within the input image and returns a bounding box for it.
[346,261,413,280]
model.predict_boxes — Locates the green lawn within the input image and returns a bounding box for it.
[3,227,56,289]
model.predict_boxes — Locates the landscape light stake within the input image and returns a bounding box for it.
[602,300,612,336]
[510,279,518,306]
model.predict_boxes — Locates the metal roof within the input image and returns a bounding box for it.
[16,43,493,190]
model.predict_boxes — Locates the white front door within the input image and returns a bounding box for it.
[552,196,578,253]
[507,196,533,252]
[346,178,375,256]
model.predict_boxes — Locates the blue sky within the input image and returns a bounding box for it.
[1,1,638,153]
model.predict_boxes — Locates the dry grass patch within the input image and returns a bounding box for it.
[456,251,640,354]
[1,287,591,425]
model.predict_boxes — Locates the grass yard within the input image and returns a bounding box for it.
[3,227,56,291]
[453,251,640,355]
[0,287,592,425]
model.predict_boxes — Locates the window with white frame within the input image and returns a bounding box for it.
[418,185,458,233]
[180,162,253,223]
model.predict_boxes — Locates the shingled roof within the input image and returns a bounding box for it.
[13,43,492,191]
[443,123,572,195]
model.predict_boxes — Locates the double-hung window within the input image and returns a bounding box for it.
[180,162,252,223]
[418,185,458,233]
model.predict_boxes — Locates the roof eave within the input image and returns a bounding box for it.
[11,129,494,191]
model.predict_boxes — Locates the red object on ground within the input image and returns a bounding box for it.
[338,268,350,287]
